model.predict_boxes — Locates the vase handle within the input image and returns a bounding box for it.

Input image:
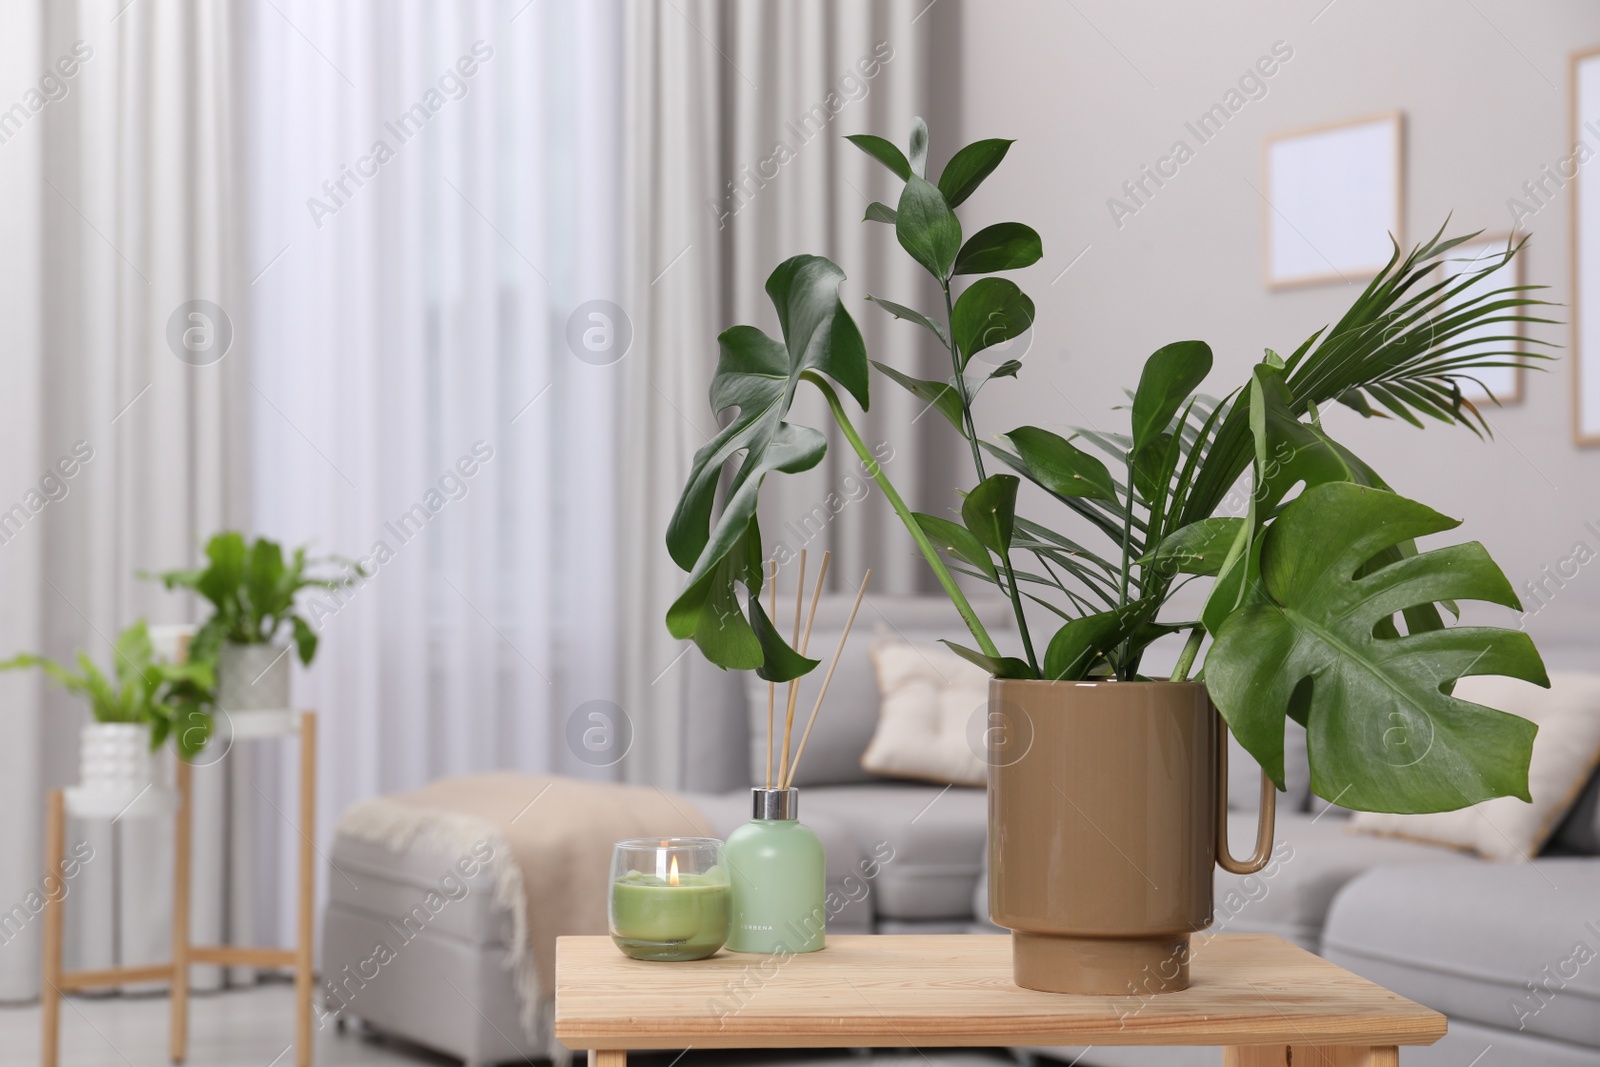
[1215,711,1276,875]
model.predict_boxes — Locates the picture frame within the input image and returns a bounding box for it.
[1571,46,1600,445]
[1434,233,1525,407]
[1263,112,1406,289]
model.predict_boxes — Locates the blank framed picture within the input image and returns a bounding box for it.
[1573,47,1600,444]
[1264,113,1405,288]
[1435,235,1523,406]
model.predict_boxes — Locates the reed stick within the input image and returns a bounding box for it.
[764,558,777,790]
[787,569,871,788]
[778,551,830,789]
[777,550,807,790]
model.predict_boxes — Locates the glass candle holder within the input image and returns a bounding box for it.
[609,837,730,961]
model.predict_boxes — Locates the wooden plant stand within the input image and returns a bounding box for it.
[41,710,318,1067]
[554,933,1446,1067]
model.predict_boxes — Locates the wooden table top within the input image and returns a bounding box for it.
[554,934,1447,1051]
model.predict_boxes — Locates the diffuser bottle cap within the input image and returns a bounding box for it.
[751,787,798,820]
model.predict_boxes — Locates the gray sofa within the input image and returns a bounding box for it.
[322,596,1600,1067]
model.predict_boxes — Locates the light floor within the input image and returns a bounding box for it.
[0,983,1022,1067]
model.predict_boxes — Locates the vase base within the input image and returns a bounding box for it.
[1011,931,1190,995]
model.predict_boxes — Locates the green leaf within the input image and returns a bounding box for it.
[863,201,898,225]
[1004,426,1116,501]
[111,620,155,683]
[247,538,287,623]
[941,640,1034,679]
[961,474,1019,555]
[987,360,1023,381]
[908,117,929,178]
[914,512,997,582]
[195,532,248,616]
[1043,610,1127,681]
[871,361,965,435]
[665,255,868,673]
[951,278,1034,368]
[895,175,962,281]
[749,597,821,682]
[953,223,1043,275]
[173,708,213,760]
[291,616,317,665]
[1131,340,1213,454]
[1200,365,1393,635]
[0,652,92,699]
[75,651,121,721]
[1205,482,1546,813]
[1132,431,1178,503]
[845,134,910,180]
[1147,518,1244,576]
[665,517,767,670]
[937,138,1013,208]
[865,295,949,347]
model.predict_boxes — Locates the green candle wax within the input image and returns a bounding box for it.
[610,868,730,961]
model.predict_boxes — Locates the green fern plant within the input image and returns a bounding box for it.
[1,620,215,759]
[665,118,1556,814]
[151,532,342,667]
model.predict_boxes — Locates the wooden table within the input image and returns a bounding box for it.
[555,934,1445,1067]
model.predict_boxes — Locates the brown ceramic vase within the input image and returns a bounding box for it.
[986,679,1274,996]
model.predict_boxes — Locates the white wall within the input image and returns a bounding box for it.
[945,0,1600,665]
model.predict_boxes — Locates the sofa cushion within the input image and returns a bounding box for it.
[1323,859,1600,1050]
[803,783,987,922]
[745,596,1011,788]
[1211,809,1473,949]
[861,640,990,787]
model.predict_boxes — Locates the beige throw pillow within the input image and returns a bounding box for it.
[1349,672,1600,861]
[861,640,991,787]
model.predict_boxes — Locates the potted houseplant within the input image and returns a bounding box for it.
[153,532,340,734]
[665,119,1552,993]
[2,620,215,816]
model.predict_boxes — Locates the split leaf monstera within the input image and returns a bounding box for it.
[665,118,1558,814]
[1207,482,1543,812]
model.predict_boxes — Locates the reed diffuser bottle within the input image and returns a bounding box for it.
[725,787,826,954]
[724,549,871,955]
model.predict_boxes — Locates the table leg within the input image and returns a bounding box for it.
[1225,1046,1398,1067]
[296,712,317,1067]
[587,1052,627,1067]
[40,791,65,1067]
[171,758,191,1064]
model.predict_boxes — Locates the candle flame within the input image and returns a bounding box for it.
[668,854,680,886]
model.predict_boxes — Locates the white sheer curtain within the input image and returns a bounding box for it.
[0,0,250,1000]
[247,0,623,946]
[620,0,955,788]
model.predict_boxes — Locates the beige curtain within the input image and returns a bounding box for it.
[620,0,963,789]
[0,0,250,1000]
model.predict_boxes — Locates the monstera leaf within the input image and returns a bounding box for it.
[665,255,868,679]
[1206,481,1546,814]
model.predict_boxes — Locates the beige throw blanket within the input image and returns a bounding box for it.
[334,773,712,1042]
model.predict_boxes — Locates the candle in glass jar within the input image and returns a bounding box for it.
[609,845,730,961]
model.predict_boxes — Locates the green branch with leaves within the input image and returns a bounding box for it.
[665,117,1557,814]
[1,620,215,759]
[151,532,343,668]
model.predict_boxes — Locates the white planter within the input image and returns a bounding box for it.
[66,722,175,819]
[216,641,296,737]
